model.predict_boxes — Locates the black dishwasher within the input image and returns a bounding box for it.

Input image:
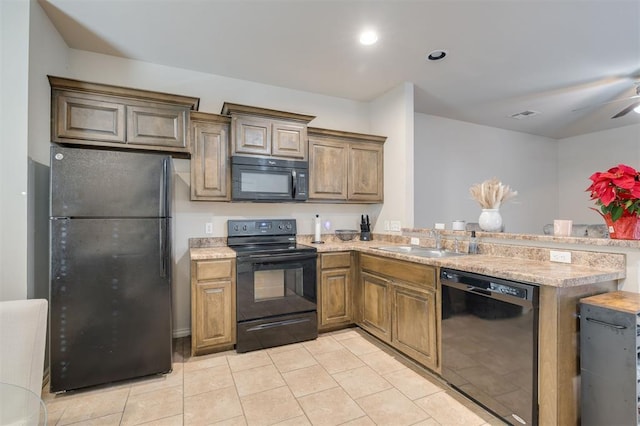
[440,269,539,425]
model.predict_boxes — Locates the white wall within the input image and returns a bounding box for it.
[65,50,387,335]
[1,0,30,301]
[370,82,415,231]
[414,113,559,234]
[27,0,69,301]
[558,123,640,223]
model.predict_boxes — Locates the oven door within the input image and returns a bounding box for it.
[236,252,317,322]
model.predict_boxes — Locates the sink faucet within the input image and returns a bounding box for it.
[432,230,442,250]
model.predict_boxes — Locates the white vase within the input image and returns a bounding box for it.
[479,209,502,232]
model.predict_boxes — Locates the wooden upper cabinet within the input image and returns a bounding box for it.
[54,92,126,143]
[48,76,199,155]
[221,102,314,160]
[349,142,383,201]
[233,115,272,156]
[309,137,348,200]
[272,121,307,159]
[308,127,386,203]
[126,104,188,148]
[190,112,231,201]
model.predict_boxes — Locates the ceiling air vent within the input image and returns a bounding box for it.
[508,110,541,120]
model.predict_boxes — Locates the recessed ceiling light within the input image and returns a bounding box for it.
[359,30,378,46]
[426,50,447,61]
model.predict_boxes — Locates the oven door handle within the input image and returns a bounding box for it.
[243,252,317,262]
[246,317,311,331]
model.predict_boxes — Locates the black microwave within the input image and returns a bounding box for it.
[231,156,308,202]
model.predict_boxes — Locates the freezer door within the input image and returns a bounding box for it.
[50,146,172,218]
[50,218,172,392]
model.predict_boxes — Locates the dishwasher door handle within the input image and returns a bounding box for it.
[467,286,492,296]
[442,279,534,308]
[585,317,627,330]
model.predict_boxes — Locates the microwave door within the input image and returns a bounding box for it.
[233,166,293,200]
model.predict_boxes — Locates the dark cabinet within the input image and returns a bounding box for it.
[580,291,640,426]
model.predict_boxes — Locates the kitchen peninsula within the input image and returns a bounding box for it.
[190,230,628,425]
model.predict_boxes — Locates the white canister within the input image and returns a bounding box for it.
[553,219,573,237]
[452,220,466,231]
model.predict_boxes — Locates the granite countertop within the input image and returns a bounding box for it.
[189,239,626,288]
[190,246,236,260]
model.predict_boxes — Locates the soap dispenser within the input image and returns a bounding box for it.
[468,230,478,254]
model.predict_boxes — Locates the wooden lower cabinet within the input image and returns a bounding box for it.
[360,272,392,342]
[392,282,438,370]
[318,252,353,330]
[358,253,439,371]
[191,258,236,355]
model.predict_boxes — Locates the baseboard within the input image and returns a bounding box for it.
[173,327,191,338]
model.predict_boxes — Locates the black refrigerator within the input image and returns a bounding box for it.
[49,146,173,392]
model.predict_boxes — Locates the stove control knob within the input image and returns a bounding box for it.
[233,225,239,231]
[242,225,248,231]
[278,224,284,230]
[285,223,292,230]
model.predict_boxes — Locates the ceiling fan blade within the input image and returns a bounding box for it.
[611,101,640,119]
[573,94,640,112]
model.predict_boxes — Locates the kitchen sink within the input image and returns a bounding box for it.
[374,245,466,258]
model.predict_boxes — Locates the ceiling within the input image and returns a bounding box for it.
[39,0,640,139]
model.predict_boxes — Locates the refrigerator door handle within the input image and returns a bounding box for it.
[161,158,169,217]
[160,220,167,278]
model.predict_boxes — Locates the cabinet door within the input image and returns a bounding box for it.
[54,92,126,143]
[191,119,230,200]
[232,116,271,156]
[349,142,383,202]
[319,267,352,329]
[272,121,307,160]
[308,137,348,200]
[360,272,391,342]
[193,280,235,353]
[392,283,438,370]
[191,259,236,356]
[126,104,189,150]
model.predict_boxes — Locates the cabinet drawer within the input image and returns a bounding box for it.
[321,252,351,269]
[196,259,234,281]
[360,254,435,289]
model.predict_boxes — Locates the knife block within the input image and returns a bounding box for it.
[360,231,371,241]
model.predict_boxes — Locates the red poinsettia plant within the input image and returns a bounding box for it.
[586,164,640,222]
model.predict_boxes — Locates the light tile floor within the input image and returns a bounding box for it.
[42,328,505,425]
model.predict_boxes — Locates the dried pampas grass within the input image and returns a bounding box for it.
[469,178,517,209]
